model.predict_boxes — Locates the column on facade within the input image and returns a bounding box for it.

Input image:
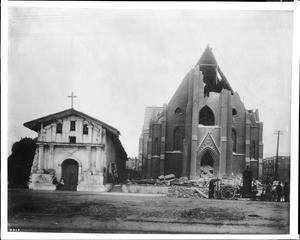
[160,116,166,176]
[95,146,101,174]
[225,90,233,176]
[38,144,44,172]
[57,164,62,180]
[62,119,67,142]
[190,66,200,180]
[78,165,82,182]
[142,134,148,178]
[49,144,54,169]
[99,146,105,175]
[38,122,44,141]
[138,135,144,174]
[86,146,91,171]
[88,125,93,143]
[182,70,193,178]
[219,89,229,177]
[99,126,104,144]
[51,123,57,142]
[258,122,264,179]
[146,122,153,178]
[77,119,84,143]
[245,113,251,168]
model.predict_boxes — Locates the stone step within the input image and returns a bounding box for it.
[109,185,124,193]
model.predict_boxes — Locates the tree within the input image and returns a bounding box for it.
[8,137,37,187]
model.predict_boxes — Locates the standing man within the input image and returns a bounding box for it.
[265,183,273,201]
[209,179,215,199]
[283,181,290,202]
[243,166,253,197]
[275,181,283,202]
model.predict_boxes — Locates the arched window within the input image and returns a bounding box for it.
[56,123,62,134]
[83,124,88,135]
[199,105,215,126]
[154,137,159,155]
[232,129,237,153]
[173,127,182,151]
[232,108,237,116]
[251,140,256,159]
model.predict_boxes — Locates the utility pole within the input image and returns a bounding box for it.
[274,130,283,180]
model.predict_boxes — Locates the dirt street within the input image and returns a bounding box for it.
[8,189,289,234]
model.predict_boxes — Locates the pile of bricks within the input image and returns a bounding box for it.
[167,185,209,199]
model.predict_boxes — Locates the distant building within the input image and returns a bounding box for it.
[24,108,127,192]
[263,156,290,183]
[126,157,140,171]
[139,45,263,180]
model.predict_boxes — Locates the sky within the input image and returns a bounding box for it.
[6,6,294,158]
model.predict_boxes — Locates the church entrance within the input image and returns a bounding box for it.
[199,151,214,176]
[61,159,78,191]
[201,151,214,167]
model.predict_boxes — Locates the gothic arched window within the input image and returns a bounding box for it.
[232,129,237,153]
[173,127,182,151]
[83,124,88,135]
[251,140,256,159]
[56,123,62,134]
[199,105,215,126]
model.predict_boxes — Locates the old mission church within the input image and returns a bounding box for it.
[24,97,127,192]
[139,45,263,181]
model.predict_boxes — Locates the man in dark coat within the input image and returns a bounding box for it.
[243,166,252,197]
[209,180,215,199]
[265,183,273,201]
[276,181,283,202]
[283,181,290,202]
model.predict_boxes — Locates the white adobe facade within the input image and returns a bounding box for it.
[24,108,127,192]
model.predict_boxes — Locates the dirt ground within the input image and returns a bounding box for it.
[7,189,289,234]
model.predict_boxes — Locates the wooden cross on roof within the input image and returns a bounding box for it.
[68,92,77,109]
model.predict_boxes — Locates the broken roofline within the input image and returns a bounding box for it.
[23,108,120,136]
[197,45,234,94]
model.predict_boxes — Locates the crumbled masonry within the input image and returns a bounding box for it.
[126,171,264,199]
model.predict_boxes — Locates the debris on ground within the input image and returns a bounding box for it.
[167,185,208,199]
[126,172,269,200]
[193,187,209,198]
[199,165,214,179]
[165,174,176,180]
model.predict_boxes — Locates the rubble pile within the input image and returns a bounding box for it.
[211,174,244,187]
[199,165,214,179]
[167,185,208,199]
[126,172,259,199]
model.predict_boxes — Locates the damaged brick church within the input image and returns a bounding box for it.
[139,45,263,180]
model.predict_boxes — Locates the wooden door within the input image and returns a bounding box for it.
[61,159,78,191]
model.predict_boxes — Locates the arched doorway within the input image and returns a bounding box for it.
[198,151,215,176]
[61,159,79,191]
[201,151,214,167]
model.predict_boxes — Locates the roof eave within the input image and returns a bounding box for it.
[23,108,120,136]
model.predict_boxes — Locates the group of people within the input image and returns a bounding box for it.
[243,166,290,202]
[208,166,290,202]
[108,163,119,184]
[52,176,65,190]
[260,181,290,202]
